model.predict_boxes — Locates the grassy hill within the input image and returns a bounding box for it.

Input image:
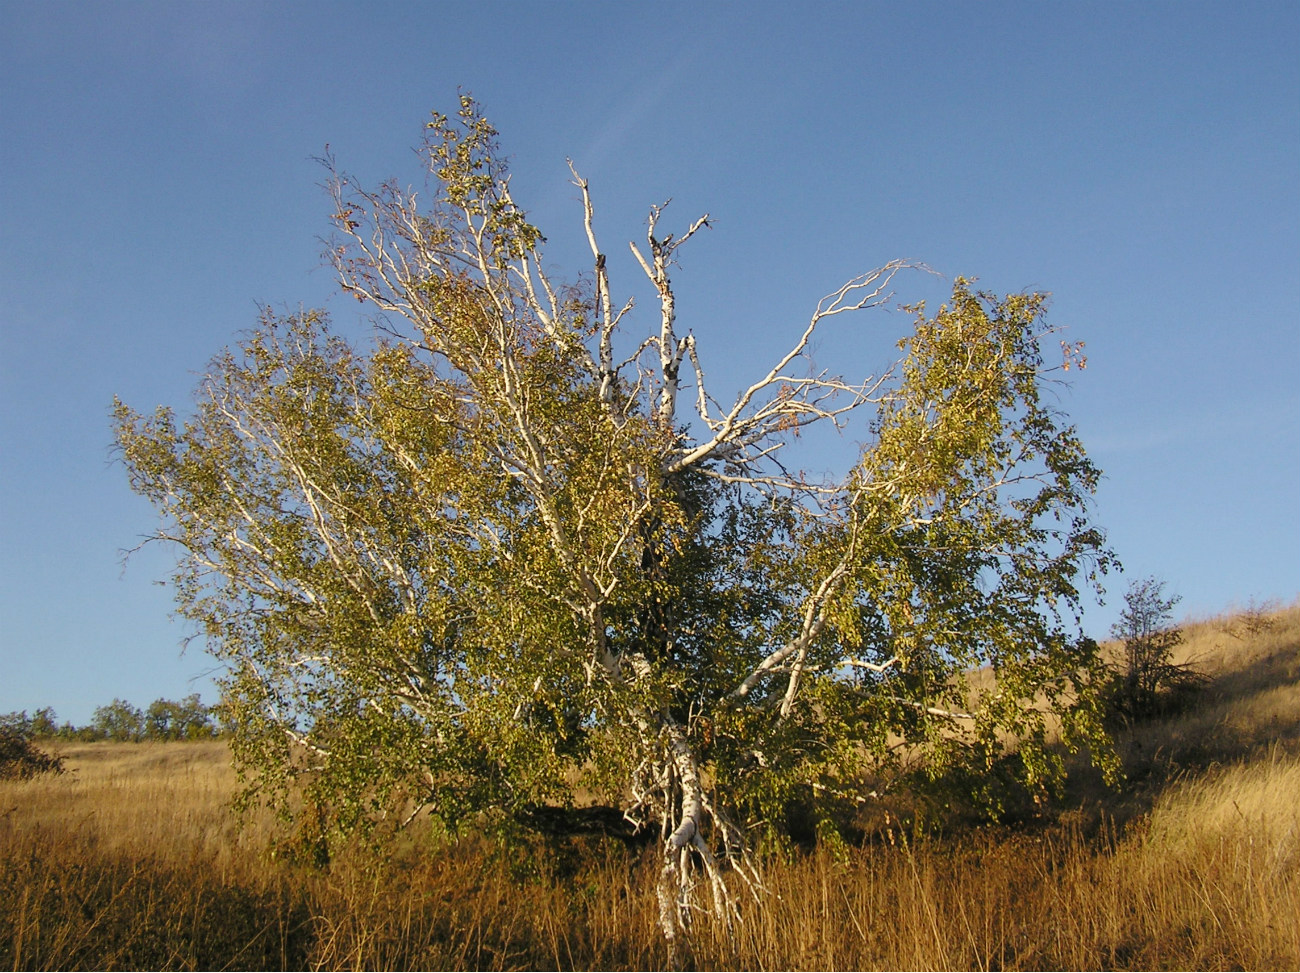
[3,603,1298,970]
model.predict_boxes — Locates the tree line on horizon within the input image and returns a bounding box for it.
[1,694,223,743]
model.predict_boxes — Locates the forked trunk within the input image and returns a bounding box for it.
[651,721,743,968]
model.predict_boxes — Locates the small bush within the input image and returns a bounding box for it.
[1108,577,1205,722]
[0,727,64,780]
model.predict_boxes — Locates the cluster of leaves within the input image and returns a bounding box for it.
[704,289,1120,832]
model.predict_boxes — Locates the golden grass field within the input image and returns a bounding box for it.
[3,603,1298,970]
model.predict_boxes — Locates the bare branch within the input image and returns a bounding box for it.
[666,262,914,478]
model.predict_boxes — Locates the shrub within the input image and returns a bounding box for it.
[0,726,64,780]
[1108,577,1205,721]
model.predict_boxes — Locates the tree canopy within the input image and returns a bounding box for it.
[116,96,1116,955]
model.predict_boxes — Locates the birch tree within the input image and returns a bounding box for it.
[116,97,1116,960]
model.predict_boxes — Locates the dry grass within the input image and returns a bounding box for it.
[3,602,1298,970]
[1100,600,1300,789]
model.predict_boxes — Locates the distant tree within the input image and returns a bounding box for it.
[1109,577,1199,719]
[144,698,176,739]
[116,97,1117,957]
[53,720,88,741]
[30,707,58,737]
[144,694,217,740]
[92,698,144,742]
[178,693,218,739]
[0,709,57,738]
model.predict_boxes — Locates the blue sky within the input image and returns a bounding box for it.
[1,1,1296,726]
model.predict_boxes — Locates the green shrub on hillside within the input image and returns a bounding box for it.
[1108,577,1206,722]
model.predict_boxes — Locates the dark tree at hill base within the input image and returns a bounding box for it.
[0,725,63,779]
